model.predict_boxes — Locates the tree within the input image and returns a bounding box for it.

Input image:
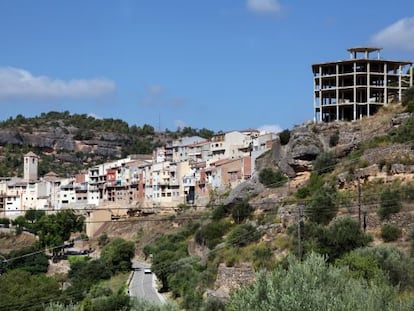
[295,217,371,261]
[226,224,261,247]
[195,220,230,249]
[278,129,291,145]
[100,238,135,274]
[306,186,337,225]
[227,253,414,311]
[0,270,61,311]
[36,210,84,249]
[378,188,402,220]
[259,168,287,188]
[25,209,45,224]
[313,151,337,174]
[381,224,402,242]
[67,259,111,301]
[5,246,49,274]
[231,201,254,224]
[351,246,414,290]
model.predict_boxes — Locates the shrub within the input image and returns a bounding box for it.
[195,220,230,249]
[380,224,402,242]
[226,224,261,247]
[0,218,10,228]
[100,238,135,273]
[259,168,288,188]
[401,87,414,106]
[306,186,337,225]
[329,130,340,147]
[278,129,291,145]
[313,151,337,174]
[227,253,414,311]
[378,188,402,220]
[352,246,414,290]
[231,201,254,224]
[211,204,228,220]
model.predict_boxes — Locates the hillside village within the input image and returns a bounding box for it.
[0,129,276,235]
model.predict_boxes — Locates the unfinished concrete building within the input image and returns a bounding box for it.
[312,47,413,122]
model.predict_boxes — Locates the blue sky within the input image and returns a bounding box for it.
[0,0,413,133]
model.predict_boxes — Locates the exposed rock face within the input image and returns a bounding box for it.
[223,174,265,206]
[0,127,126,158]
[256,112,410,179]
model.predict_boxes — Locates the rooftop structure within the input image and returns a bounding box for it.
[312,47,413,122]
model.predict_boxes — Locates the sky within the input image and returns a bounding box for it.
[0,0,413,133]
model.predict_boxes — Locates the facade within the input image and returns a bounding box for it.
[312,47,413,122]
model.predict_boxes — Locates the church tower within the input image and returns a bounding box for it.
[24,152,39,182]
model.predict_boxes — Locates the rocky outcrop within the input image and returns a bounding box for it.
[0,127,127,158]
[223,174,265,206]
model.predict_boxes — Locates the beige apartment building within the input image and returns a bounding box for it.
[312,47,413,122]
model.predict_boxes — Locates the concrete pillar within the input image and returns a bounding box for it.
[399,65,402,101]
[314,70,317,122]
[384,63,388,104]
[336,64,339,121]
[353,62,357,120]
[367,62,370,116]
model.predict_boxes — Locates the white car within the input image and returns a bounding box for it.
[144,268,152,274]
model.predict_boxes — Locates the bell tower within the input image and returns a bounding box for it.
[24,152,39,182]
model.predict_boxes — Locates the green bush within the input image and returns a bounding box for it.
[100,238,135,273]
[378,188,402,220]
[335,251,383,281]
[231,201,254,224]
[211,204,228,220]
[227,253,414,311]
[313,151,337,175]
[329,130,340,147]
[401,86,414,107]
[352,246,414,290]
[259,168,288,188]
[226,224,261,247]
[278,129,291,145]
[195,220,230,249]
[381,224,402,242]
[306,186,337,225]
[0,218,10,228]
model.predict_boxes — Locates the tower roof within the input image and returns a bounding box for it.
[24,151,38,158]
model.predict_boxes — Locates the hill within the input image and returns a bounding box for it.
[93,102,414,308]
[0,111,214,177]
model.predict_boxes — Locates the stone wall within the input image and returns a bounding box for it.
[211,263,256,299]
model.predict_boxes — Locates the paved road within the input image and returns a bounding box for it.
[128,261,164,304]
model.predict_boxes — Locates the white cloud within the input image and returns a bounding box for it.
[174,119,187,129]
[258,124,282,134]
[371,17,414,51]
[247,0,281,14]
[140,84,187,107]
[0,67,115,100]
[145,84,164,96]
[87,113,103,120]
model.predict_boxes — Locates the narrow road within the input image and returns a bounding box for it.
[128,261,164,304]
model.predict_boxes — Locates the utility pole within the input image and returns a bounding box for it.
[297,205,304,261]
[358,177,362,228]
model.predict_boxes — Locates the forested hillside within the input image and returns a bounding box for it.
[0,111,214,177]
